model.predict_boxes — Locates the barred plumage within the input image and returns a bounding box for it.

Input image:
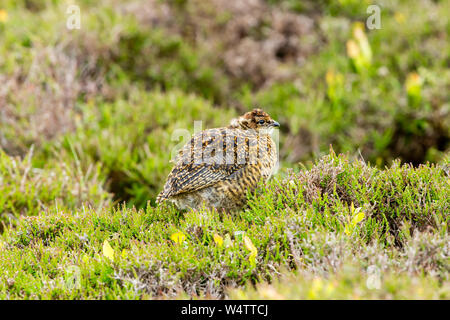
[157,109,279,211]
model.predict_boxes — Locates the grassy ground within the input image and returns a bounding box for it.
[0,153,448,299]
[0,0,448,299]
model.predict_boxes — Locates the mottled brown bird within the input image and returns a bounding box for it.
[156,109,280,211]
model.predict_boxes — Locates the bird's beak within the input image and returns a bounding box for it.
[271,121,280,128]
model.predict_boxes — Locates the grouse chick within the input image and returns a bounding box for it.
[156,109,280,211]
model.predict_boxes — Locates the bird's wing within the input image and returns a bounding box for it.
[161,163,245,198]
[159,128,253,199]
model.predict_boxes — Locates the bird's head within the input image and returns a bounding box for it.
[230,108,280,131]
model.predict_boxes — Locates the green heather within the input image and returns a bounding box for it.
[0,0,448,299]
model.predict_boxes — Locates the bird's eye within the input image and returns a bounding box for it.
[257,120,265,124]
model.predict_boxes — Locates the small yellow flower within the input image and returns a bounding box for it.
[213,233,224,248]
[352,22,366,42]
[243,236,257,255]
[325,69,335,85]
[405,72,423,103]
[326,69,344,89]
[170,232,186,245]
[243,236,258,265]
[0,9,8,23]
[406,72,422,90]
[346,39,360,59]
[326,69,345,103]
[347,22,372,73]
[102,240,115,261]
[344,203,365,235]
[394,12,406,24]
[352,211,365,225]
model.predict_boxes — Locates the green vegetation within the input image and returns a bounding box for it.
[229,263,449,299]
[0,149,111,231]
[0,153,448,299]
[0,0,448,299]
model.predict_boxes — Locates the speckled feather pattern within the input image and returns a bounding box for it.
[157,109,279,211]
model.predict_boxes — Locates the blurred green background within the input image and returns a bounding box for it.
[0,0,448,208]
